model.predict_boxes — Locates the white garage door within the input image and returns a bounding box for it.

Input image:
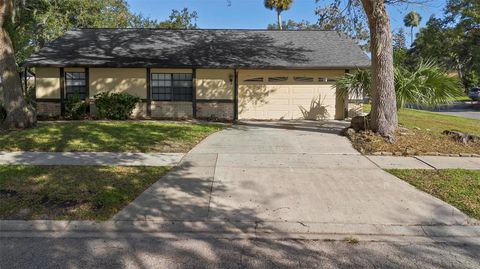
[238,70,344,120]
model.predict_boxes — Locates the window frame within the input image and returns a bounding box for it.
[319,77,337,84]
[293,76,314,82]
[65,72,87,100]
[267,76,289,83]
[150,73,193,102]
[243,77,264,83]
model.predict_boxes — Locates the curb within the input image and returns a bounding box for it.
[371,152,480,157]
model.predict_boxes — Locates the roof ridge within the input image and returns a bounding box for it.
[70,28,339,32]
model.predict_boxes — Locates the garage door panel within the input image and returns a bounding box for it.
[292,87,316,94]
[265,110,291,119]
[238,72,339,120]
[263,98,290,105]
[267,86,289,94]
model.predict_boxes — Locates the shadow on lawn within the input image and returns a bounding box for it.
[2,157,479,268]
[0,121,221,152]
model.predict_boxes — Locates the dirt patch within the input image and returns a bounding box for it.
[347,128,480,155]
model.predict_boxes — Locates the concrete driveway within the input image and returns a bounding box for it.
[115,120,475,228]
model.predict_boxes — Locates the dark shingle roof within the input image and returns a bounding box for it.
[25,29,370,69]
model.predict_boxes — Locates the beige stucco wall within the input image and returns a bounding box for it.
[35,67,60,98]
[238,69,346,120]
[196,69,234,100]
[89,68,147,98]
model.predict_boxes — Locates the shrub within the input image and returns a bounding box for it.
[65,94,88,120]
[94,92,140,120]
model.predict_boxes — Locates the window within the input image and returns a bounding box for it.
[244,77,264,82]
[151,73,193,101]
[319,77,337,83]
[65,72,87,99]
[294,76,314,82]
[268,76,288,82]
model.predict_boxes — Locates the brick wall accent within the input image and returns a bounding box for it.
[37,102,61,117]
[196,102,234,120]
[132,102,147,118]
[151,101,193,118]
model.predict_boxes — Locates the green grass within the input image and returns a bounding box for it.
[387,169,480,220]
[0,165,170,220]
[354,104,480,154]
[363,104,479,135]
[397,109,480,136]
[0,121,225,152]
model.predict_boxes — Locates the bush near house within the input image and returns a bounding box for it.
[94,92,140,120]
[65,94,88,120]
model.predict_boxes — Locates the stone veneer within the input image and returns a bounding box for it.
[196,102,234,120]
[151,101,193,118]
[37,102,61,117]
[35,100,235,120]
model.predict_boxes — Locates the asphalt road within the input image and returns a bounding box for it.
[408,101,480,120]
[434,110,480,120]
[1,236,479,269]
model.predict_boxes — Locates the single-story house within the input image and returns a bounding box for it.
[24,29,370,120]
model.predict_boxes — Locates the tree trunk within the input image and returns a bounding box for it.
[0,0,36,129]
[410,26,413,46]
[361,0,397,141]
[277,10,282,30]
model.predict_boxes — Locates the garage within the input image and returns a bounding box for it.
[238,69,347,120]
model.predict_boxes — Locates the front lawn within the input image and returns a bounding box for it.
[353,106,480,155]
[0,165,170,220]
[387,169,480,220]
[0,121,225,152]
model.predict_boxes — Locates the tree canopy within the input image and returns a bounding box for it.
[403,10,422,43]
[315,0,369,51]
[8,1,199,66]
[409,0,479,89]
[264,0,294,30]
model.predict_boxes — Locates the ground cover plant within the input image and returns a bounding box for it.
[0,165,170,220]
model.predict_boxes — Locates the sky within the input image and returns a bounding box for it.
[127,0,447,45]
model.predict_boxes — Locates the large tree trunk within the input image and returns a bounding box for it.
[0,0,36,129]
[277,10,282,30]
[361,0,397,141]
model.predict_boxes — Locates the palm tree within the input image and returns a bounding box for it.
[336,60,463,110]
[403,11,422,46]
[264,0,293,30]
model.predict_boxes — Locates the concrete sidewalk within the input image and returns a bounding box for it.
[367,155,480,170]
[0,151,184,166]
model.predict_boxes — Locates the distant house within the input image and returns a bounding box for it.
[24,29,369,120]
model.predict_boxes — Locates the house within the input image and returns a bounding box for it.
[24,29,370,120]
